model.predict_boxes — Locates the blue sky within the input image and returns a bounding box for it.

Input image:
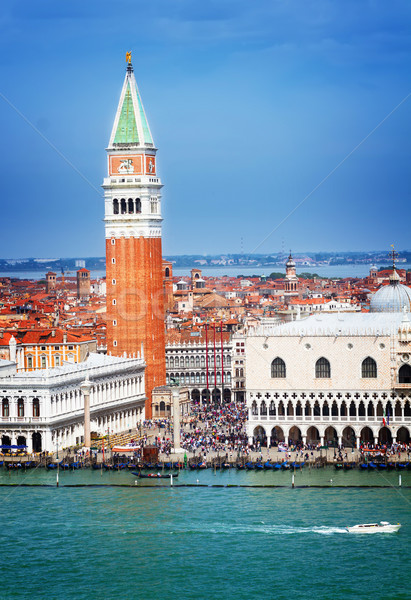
[0,0,410,258]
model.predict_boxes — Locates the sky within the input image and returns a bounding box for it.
[0,0,410,259]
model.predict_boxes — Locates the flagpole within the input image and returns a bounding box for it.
[220,320,224,404]
[213,321,217,405]
[205,320,209,405]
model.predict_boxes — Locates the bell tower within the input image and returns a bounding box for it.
[103,54,166,417]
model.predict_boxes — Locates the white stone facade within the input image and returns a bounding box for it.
[166,337,233,402]
[246,312,411,447]
[0,353,146,453]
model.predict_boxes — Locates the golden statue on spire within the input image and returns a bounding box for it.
[126,51,132,64]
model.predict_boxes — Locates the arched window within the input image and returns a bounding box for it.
[135,198,141,213]
[33,398,40,417]
[399,364,411,384]
[18,398,24,417]
[200,356,205,368]
[315,357,330,378]
[190,356,195,367]
[185,357,189,368]
[40,355,47,369]
[251,401,258,416]
[271,357,286,378]
[169,357,174,368]
[260,401,267,415]
[160,401,165,412]
[113,199,119,214]
[2,398,9,417]
[195,356,200,367]
[165,267,170,278]
[128,198,134,214]
[175,357,179,367]
[27,355,33,369]
[362,357,377,378]
[120,198,126,214]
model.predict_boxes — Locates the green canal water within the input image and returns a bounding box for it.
[0,467,410,600]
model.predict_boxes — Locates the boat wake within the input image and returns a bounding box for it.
[166,524,348,536]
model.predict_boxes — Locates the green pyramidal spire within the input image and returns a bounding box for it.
[109,61,154,148]
[114,82,139,144]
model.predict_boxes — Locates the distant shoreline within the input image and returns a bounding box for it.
[2,263,411,281]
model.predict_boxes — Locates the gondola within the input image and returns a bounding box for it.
[368,462,377,470]
[221,462,230,469]
[343,462,356,470]
[377,463,387,470]
[245,462,254,470]
[255,463,264,471]
[396,462,409,470]
[236,463,245,470]
[334,463,344,470]
[131,472,179,479]
[290,462,305,469]
[359,463,368,470]
[46,463,58,470]
[264,461,274,470]
[281,462,290,470]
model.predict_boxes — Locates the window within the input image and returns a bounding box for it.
[112,279,116,285]
[33,398,40,417]
[399,364,411,384]
[54,355,60,367]
[18,398,24,417]
[40,355,47,369]
[362,357,377,378]
[41,346,46,351]
[121,198,126,214]
[316,357,331,378]
[128,198,134,214]
[111,239,115,245]
[271,357,286,378]
[113,341,117,347]
[54,346,60,350]
[2,399,9,417]
[113,320,117,326]
[27,356,33,369]
[112,299,116,305]
[68,345,74,350]
[112,258,116,264]
[113,199,119,214]
[135,199,141,213]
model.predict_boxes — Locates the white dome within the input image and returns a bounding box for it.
[370,278,411,313]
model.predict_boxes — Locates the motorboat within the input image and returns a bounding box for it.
[346,521,401,534]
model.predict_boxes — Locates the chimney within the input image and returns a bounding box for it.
[51,329,56,337]
[63,332,67,344]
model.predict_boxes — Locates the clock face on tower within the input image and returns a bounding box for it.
[109,155,143,176]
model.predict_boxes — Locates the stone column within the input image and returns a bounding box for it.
[80,376,92,448]
[172,387,182,453]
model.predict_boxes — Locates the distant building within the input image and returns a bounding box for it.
[152,385,190,418]
[77,268,91,300]
[165,329,233,403]
[46,272,56,294]
[0,328,96,372]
